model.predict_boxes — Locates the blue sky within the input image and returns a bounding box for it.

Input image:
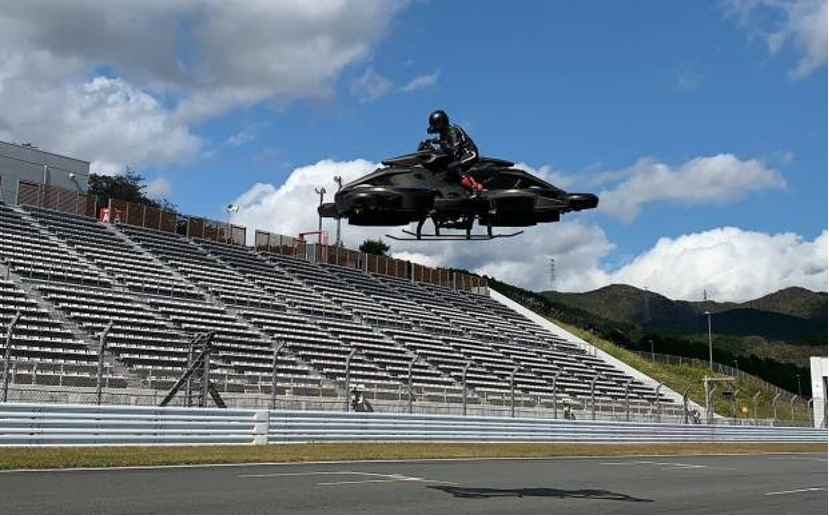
[0,0,826,299]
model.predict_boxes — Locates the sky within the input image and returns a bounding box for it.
[0,0,826,301]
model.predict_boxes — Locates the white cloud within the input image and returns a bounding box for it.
[675,69,704,92]
[599,154,786,222]
[0,1,406,170]
[725,0,828,78]
[231,158,823,302]
[145,177,173,199]
[400,72,439,92]
[0,58,200,174]
[606,227,828,302]
[224,128,256,147]
[350,67,394,103]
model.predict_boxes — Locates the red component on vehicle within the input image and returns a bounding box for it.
[460,175,484,193]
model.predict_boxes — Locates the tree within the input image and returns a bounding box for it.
[88,167,176,211]
[359,238,390,256]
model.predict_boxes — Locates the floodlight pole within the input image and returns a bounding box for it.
[225,204,239,244]
[333,176,343,247]
[314,187,327,241]
[1,312,21,403]
[95,321,114,405]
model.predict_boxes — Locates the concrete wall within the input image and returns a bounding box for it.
[0,140,90,204]
[809,356,828,428]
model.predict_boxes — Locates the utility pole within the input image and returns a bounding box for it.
[225,204,239,244]
[549,257,556,291]
[333,176,343,247]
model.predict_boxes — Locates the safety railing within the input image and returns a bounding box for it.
[17,181,96,218]
[632,351,798,400]
[1,402,825,447]
[12,181,485,293]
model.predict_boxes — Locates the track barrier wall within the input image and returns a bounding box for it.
[1,403,825,447]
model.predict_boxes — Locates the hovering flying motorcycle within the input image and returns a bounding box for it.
[318,143,599,241]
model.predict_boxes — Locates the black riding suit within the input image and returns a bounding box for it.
[438,124,479,179]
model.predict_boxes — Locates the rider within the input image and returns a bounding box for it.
[425,110,484,195]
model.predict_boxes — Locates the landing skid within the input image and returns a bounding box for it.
[387,229,524,241]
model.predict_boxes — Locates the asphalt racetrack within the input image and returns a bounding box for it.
[0,452,826,514]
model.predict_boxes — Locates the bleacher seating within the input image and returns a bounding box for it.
[25,207,201,299]
[0,200,676,411]
[0,280,126,387]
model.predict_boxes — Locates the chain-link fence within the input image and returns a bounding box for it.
[3,377,822,428]
[633,350,795,398]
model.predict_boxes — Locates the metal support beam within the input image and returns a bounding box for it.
[200,339,212,408]
[552,372,560,419]
[159,332,224,408]
[731,389,740,424]
[407,355,417,414]
[95,321,114,405]
[682,385,691,424]
[789,395,798,425]
[1,312,21,403]
[510,366,518,418]
[270,341,285,410]
[706,382,718,425]
[654,383,663,423]
[184,340,195,407]
[771,393,781,425]
[462,361,472,416]
[807,398,813,427]
[344,348,357,412]
[752,391,761,425]
[624,379,632,422]
[590,375,597,421]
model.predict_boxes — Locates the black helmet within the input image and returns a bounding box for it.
[427,109,449,134]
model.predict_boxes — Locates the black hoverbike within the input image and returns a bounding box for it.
[318,143,599,240]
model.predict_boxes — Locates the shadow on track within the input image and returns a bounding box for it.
[428,485,653,503]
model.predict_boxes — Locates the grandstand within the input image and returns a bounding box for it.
[0,183,681,419]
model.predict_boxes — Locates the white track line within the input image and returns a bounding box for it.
[239,470,456,486]
[0,452,820,475]
[767,456,828,462]
[765,487,827,496]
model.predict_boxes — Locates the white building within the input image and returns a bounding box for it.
[0,140,90,205]
[809,356,828,428]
